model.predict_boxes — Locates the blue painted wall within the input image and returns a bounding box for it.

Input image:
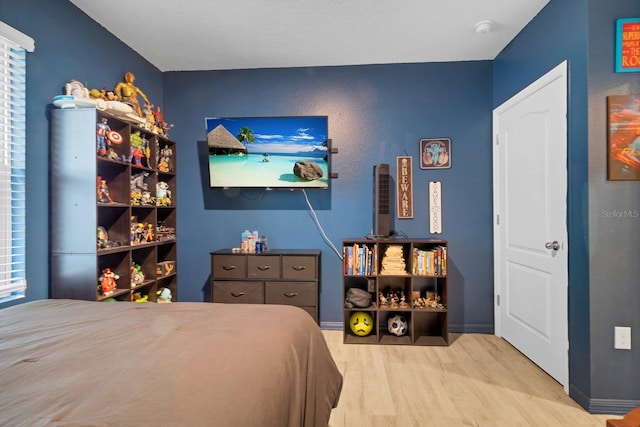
[163,63,495,330]
[494,0,640,413]
[0,0,163,305]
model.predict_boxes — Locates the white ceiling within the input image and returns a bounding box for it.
[70,0,550,72]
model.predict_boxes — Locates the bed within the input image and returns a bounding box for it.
[0,299,342,426]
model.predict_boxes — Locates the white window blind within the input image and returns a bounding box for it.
[0,23,33,303]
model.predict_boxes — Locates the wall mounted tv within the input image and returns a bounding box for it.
[206,116,330,189]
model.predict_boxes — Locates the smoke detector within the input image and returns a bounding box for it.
[474,20,494,34]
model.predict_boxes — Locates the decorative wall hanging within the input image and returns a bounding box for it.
[420,138,451,169]
[396,156,413,219]
[429,181,442,234]
[615,18,640,73]
[607,94,640,180]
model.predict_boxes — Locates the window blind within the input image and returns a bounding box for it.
[0,23,32,303]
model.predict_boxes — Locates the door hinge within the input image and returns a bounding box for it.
[496,294,500,306]
[495,134,499,145]
[496,214,500,226]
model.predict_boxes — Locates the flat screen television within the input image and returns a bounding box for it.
[205,116,330,189]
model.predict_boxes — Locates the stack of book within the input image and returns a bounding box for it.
[380,245,408,275]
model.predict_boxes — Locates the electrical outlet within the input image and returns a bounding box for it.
[614,326,631,350]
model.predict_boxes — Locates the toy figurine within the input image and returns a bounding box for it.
[158,145,173,172]
[153,106,174,136]
[130,130,142,150]
[157,287,172,303]
[96,117,110,156]
[390,291,399,309]
[379,292,388,308]
[143,103,155,131]
[140,191,155,206]
[97,177,114,203]
[97,226,109,249]
[131,263,145,287]
[133,292,148,303]
[131,145,144,166]
[97,226,121,249]
[145,223,154,242]
[106,147,119,161]
[114,71,150,117]
[399,291,408,308]
[156,181,172,206]
[134,222,145,243]
[98,267,119,296]
[143,136,151,162]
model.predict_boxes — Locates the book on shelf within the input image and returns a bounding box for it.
[342,243,377,276]
[412,246,447,276]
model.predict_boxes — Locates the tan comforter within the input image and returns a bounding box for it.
[0,299,342,426]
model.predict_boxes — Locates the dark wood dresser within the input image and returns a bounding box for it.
[210,249,320,324]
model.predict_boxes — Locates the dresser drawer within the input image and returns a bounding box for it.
[212,281,263,304]
[212,255,246,279]
[265,281,316,306]
[247,255,280,279]
[282,255,317,280]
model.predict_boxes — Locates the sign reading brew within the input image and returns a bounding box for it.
[616,18,640,73]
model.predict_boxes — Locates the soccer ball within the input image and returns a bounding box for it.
[387,314,408,336]
[349,311,374,336]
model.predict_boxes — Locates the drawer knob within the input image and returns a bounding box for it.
[292,266,306,271]
[284,292,298,298]
[230,291,245,297]
[257,265,271,271]
[222,265,236,271]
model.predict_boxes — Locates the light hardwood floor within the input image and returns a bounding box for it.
[323,331,617,427]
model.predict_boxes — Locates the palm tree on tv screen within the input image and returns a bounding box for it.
[237,127,255,146]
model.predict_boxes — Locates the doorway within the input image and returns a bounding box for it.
[493,61,569,390]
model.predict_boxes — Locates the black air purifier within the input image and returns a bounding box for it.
[373,163,391,237]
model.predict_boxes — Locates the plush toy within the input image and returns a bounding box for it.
[157,287,172,303]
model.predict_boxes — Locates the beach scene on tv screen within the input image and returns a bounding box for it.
[206,116,329,188]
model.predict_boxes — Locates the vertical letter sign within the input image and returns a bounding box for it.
[616,18,640,73]
[429,181,442,234]
[396,156,413,219]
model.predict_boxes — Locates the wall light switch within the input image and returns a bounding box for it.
[614,326,631,350]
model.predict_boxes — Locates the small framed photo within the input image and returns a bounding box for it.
[420,138,451,169]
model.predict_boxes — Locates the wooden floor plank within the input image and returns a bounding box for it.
[324,331,615,427]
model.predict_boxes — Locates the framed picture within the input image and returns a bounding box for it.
[420,138,451,169]
[607,94,640,180]
[615,18,640,73]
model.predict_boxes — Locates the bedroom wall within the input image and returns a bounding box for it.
[2,1,496,331]
[586,0,640,410]
[494,0,640,413]
[163,63,495,331]
[0,0,163,305]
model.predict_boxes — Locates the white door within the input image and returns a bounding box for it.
[493,61,569,390]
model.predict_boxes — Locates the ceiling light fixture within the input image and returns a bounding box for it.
[474,20,494,34]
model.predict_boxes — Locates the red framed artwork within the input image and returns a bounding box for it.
[607,94,640,180]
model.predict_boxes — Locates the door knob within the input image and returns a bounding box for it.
[545,241,560,251]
